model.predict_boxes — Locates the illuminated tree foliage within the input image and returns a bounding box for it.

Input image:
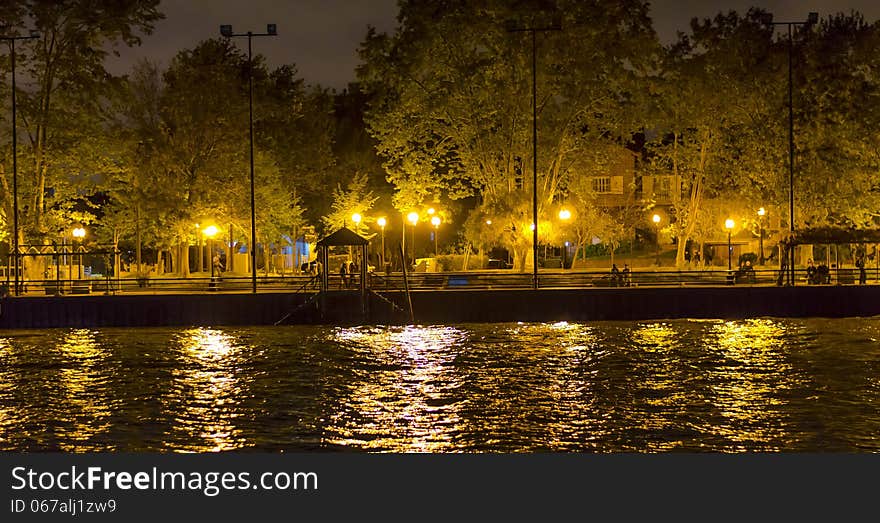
[0,0,162,279]
[645,9,782,267]
[358,0,658,270]
[795,13,880,229]
[105,40,321,275]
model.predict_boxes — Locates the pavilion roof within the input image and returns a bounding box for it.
[315,227,369,247]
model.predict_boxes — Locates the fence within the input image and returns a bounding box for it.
[2,266,870,298]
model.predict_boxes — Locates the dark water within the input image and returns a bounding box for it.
[1,318,879,452]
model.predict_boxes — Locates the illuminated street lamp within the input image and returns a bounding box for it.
[203,225,219,279]
[72,227,86,280]
[2,28,40,296]
[351,212,362,233]
[407,212,419,264]
[725,218,735,271]
[431,215,441,256]
[757,207,766,265]
[220,23,278,294]
[377,217,387,267]
[652,214,661,266]
[559,208,571,268]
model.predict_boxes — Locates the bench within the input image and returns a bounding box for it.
[71,281,91,294]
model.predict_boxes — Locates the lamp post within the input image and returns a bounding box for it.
[220,23,277,294]
[377,217,387,267]
[652,214,661,266]
[407,212,419,266]
[2,28,40,296]
[508,20,561,290]
[72,227,86,280]
[762,12,818,285]
[431,215,441,256]
[559,208,571,269]
[757,207,766,265]
[203,225,218,279]
[725,219,735,271]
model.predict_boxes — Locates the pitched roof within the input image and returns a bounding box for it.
[316,226,369,247]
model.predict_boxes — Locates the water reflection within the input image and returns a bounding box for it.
[0,337,14,447]
[705,319,796,451]
[326,325,466,452]
[55,329,114,451]
[1,318,879,452]
[166,328,248,452]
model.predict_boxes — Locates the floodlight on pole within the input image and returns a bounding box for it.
[2,27,40,296]
[507,18,562,290]
[220,23,278,294]
[760,11,818,285]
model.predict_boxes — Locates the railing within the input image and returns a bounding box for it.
[1,267,868,297]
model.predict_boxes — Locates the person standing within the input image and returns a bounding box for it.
[622,264,631,287]
[339,260,348,289]
[611,263,620,287]
[806,259,817,285]
[348,260,357,288]
[856,255,867,285]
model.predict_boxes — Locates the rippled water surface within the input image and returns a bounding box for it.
[1,318,879,452]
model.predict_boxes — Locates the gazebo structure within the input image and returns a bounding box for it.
[315,227,370,317]
[777,227,880,286]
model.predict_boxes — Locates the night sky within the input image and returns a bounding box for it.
[106,0,880,90]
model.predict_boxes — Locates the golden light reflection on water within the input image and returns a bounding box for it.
[56,329,113,451]
[0,338,13,446]
[3,318,880,452]
[706,319,793,450]
[327,325,467,452]
[168,328,247,452]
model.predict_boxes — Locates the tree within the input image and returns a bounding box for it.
[0,1,162,279]
[794,13,880,229]
[645,9,781,268]
[358,0,659,269]
[321,172,378,235]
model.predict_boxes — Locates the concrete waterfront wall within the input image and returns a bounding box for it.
[402,285,880,323]
[0,286,878,329]
[0,293,315,329]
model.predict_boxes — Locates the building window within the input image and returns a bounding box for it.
[655,177,671,198]
[591,177,611,193]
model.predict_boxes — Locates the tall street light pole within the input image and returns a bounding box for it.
[508,19,561,290]
[757,207,766,265]
[762,12,818,286]
[431,216,441,256]
[377,217,387,268]
[725,219,735,271]
[2,28,39,296]
[220,24,277,294]
[652,214,662,266]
